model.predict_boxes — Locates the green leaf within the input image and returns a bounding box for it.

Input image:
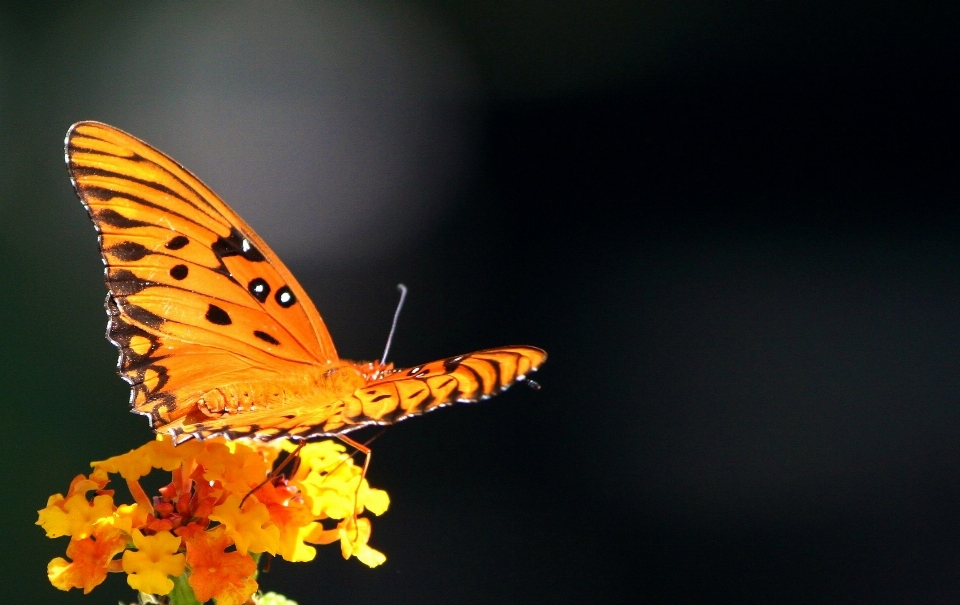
[152,573,203,605]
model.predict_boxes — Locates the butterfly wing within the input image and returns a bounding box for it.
[172,346,547,440]
[66,121,338,429]
[337,345,548,430]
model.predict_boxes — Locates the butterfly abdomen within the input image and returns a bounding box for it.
[196,381,280,415]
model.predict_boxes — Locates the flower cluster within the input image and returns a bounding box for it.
[37,436,389,604]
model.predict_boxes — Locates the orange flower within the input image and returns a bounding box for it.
[186,526,258,605]
[47,525,126,593]
[40,435,389,602]
[254,480,319,562]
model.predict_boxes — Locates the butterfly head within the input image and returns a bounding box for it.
[357,360,396,382]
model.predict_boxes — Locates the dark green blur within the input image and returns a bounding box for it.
[2,2,959,603]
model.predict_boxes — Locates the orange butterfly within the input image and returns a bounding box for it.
[65,121,546,445]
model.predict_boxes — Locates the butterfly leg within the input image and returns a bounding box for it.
[240,440,306,508]
[336,433,371,541]
[337,434,371,480]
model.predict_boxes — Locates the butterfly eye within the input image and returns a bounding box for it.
[275,286,296,308]
[248,278,271,303]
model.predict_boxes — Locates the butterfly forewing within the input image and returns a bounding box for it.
[67,122,338,426]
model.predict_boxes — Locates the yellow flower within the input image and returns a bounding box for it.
[36,469,114,539]
[38,492,115,540]
[293,441,367,519]
[104,503,150,535]
[304,516,386,568]
[121,529,186,595]
[281,522,321,563]
[358,480,391,516]
[210,494,280,555]
[337,517,386,568]
[201,440,274,494]
[258,592,300,605]
[93,438,192,480]
[40,435,390,600]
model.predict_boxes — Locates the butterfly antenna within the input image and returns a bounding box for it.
[380,283,408,367]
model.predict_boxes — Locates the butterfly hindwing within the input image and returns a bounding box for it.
[170,346,547,441]
[341,346,548,427]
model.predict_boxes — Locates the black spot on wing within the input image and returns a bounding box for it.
[443,356,464,373]
[123,303,165,329]
[275,286,296,308]
[165,235,189,250]
[107,269,153,296]
[254,330,280,345]
[205,304,232,326]
[169,264,188,280]
[248,278,270,303]
[106,241,150,261]
[94,208,152,229]
[212,227,265,262]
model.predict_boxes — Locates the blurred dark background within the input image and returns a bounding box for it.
[2,1,960,603]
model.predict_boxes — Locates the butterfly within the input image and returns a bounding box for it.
[65,121,546,444]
